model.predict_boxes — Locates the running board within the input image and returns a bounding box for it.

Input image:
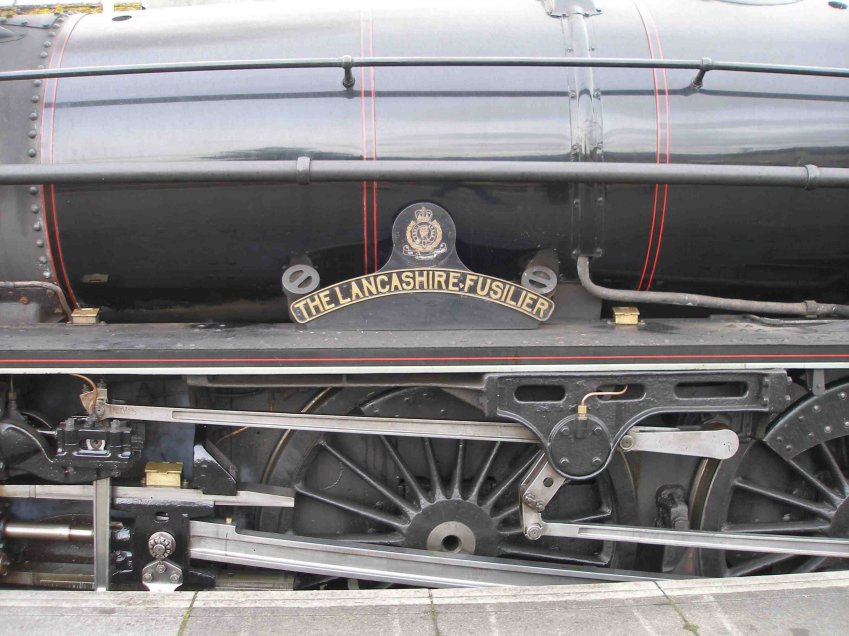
[188,521,676,588]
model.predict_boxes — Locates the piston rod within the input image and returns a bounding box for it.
[2,521,93,542]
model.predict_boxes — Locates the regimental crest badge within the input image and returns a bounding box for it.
[403,206,447,260]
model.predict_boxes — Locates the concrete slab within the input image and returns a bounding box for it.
[657,572,849,636]
[0,590,191,635]
[186,589,435,636]
[2,572,847,636]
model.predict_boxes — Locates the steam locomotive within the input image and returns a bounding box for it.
[0,0,848,591]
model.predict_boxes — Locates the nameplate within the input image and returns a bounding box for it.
[290,268,555,324]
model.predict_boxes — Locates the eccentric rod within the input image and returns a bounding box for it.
[0,55,846,89]
[1,159,848,188]
[576,256,849,318]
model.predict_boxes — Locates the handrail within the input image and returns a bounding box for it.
[0,55,846,89]
[0,159,847,188]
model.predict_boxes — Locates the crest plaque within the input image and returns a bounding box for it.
[287,202,555,330]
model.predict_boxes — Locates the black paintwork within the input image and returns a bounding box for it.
[1,0,847,321]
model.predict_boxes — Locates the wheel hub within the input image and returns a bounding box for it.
[405,499,501,555]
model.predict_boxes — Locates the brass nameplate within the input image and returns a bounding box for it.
[290,268,555,324]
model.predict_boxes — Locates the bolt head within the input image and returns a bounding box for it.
[591,456,603,467]
[142,572,152,582]
[155,562,167,574]
[525,524,543,541]
[169,573,181,584]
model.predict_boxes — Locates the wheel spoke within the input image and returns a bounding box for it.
[778,452,844,507]
[296,484,409,530]
[449,439,466,498]
[378,436,429,507]
[726,552,796,577]
[320,441,417,516]
[734,477,835,519]
[468,441,501,504]
[793,556,828,574]
[422,438,445,501]
[492,502,520,525]
[721,520,830,534]
[481,451,539,513]
[499,542,610,567]
[820,442,849,497]
[842,435,849,468]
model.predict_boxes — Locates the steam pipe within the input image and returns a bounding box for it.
[576,256,849,318]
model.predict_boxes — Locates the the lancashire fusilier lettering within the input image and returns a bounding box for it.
[290,268,555,324]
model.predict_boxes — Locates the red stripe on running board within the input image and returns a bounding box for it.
[1,353,849,365]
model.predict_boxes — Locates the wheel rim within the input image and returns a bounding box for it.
[696,423,849,577]
[261,387,638,584]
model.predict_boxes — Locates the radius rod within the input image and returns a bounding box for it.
[97,401,738,460]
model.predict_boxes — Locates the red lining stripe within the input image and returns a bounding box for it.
[359,12,369,275]
[644,8,670,290]
[633,1,670,291]
[634,1,660,291]
[0,352,848,364]
[359,8,379,274]
[40,15,82,308]
[38,26,61,293]
[369,14,378,272]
